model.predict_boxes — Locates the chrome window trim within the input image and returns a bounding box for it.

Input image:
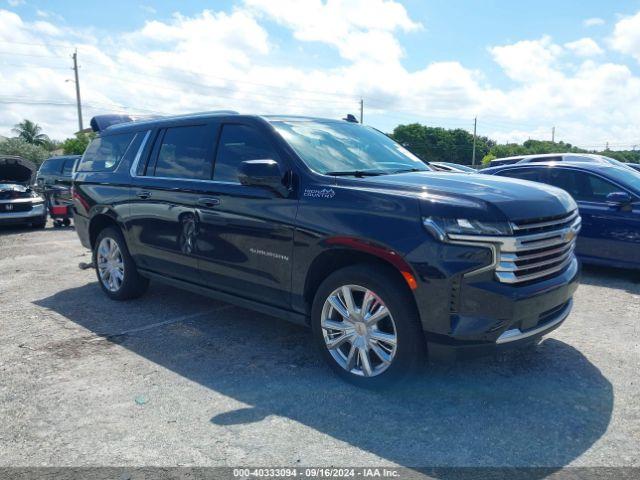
[129,130,152,177]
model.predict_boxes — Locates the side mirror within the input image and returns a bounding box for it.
[238,159,288,196]
[606,191,632,207]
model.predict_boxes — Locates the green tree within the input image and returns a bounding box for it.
[61,132,94,155]
[11,119,50,146]
[0,138,50,166]
[391,123,495,165]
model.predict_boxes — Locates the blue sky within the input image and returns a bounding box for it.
[3,0,640,148]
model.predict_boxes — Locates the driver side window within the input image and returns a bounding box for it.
[213,124,280,183]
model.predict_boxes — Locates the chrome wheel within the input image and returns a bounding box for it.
[97,237,125,292]
[321,284,398,377]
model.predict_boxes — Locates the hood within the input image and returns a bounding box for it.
[352,171,577,222]
[0,156,37,185]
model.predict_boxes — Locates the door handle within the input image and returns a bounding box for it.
[136,190,152,199]
[197,197,220,208]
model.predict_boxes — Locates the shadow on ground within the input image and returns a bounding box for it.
[580,264,640,293]
[36,281,613,473]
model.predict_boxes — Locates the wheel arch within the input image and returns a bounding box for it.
[303,241,420,322]
[88,212,122,249]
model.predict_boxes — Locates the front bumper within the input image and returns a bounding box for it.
[423,258,580,362]
[0,203,45,224]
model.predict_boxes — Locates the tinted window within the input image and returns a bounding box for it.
[214,124,280,183]
[79,133,136,172]
[39,158,64,174]
[498,168,543,182]
[62,158,76,176]
[153,125,212,180]
[273,121,428,175]
[546,169,621,202]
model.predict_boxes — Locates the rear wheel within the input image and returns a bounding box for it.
[93,226,149,300]
[311,264,425,388]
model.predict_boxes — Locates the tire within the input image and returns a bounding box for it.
[311,264,425,388]
[93,226,149,300]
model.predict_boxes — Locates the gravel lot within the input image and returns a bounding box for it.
[0,223,638,471]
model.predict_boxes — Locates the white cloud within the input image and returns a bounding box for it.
[564,37,604,57]
[1,5,640,150]
[609,11,640,62]
[7,0,25,7]
[489,36,563,82]
[244,0,421,63]
[584,17,605,27]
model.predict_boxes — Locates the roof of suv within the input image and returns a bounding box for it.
[97,112,349,134]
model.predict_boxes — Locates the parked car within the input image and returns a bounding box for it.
[73,112,581,387]
[627,163,640,173]
[489,153,632,169]
[429,162,476,173]
[35,155,79,228]
[482,161,640,270]
[36,155,80,190]
[0,155,47,228]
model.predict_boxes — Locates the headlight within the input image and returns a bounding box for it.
[423,216,511,240]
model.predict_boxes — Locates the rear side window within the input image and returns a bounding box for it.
[39,158,64,174]
[153,125,212,180]
[498,167,543,182]
[79,132,136,172]
[214,124,280,183]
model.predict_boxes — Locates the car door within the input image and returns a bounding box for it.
[127,122,217,283]
[194,120,298,309]
[545,168,640,265]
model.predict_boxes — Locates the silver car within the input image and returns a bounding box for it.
[0,156,46,228]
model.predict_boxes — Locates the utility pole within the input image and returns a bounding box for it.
[72,49,83,132]
[552,126,555,143]
[359,98,364,124]
[471,116,477,166]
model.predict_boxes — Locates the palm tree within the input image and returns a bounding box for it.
[12,119,50,146]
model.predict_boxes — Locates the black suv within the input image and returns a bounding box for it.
[73,112,581,386]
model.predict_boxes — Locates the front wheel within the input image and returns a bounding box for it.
[93,226,149,300]
[311,265,425,388]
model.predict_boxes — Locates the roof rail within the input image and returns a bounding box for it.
[90,111,240,133]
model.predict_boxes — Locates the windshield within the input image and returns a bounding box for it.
[603,166,640,194]
[272,120,431,175]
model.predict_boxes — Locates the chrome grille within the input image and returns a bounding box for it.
[447,210,581,285]
[496,211,581,284]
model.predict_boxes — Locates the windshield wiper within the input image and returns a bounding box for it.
[391,168,429,174]
[324,170,386,177]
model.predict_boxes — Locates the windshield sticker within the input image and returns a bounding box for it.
[304,188,335,199]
